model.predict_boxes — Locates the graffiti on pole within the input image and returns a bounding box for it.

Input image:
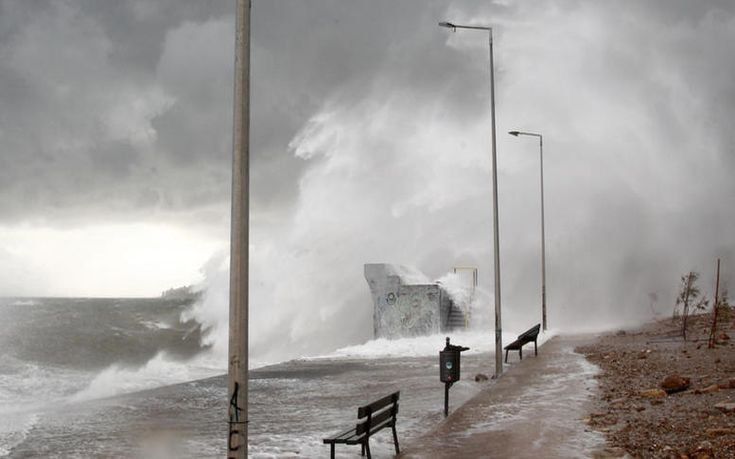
[228,381,244,454]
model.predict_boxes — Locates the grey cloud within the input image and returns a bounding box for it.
[1,1,735,326]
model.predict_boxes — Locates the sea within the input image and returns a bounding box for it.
[0,296,518,458]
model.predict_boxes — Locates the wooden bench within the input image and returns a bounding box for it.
[504,324,541,363]
[323,391,400,459]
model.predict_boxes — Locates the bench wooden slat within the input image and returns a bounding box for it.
[518,324,540,341]
[357,391,399,418]
[323,427,359,444]
[356,404,398,435]
[504,339,523,350]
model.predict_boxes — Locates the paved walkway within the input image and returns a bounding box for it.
[398,336,612,459]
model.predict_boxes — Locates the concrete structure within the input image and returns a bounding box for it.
[364,264,466,339]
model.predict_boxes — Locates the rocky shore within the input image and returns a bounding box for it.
[578,314,735,458]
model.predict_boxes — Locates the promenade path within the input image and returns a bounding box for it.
[399,336,624,459]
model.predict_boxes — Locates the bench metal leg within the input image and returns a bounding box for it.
[504,349,509,363]
[330,443,335,459]
[392,423,400,454]
[534,339,538,356]
[361,442,365,456]
[519,347,523,360]
[365,440,371,459]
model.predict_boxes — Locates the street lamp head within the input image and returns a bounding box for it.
[508,131,520,137]
[438,21,456,31]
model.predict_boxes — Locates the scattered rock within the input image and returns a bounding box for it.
[591,447,630,458]
[718,332,730,341]
[661,375,690,394]
[694,384,719,394]
[474,373,489,382]
[640,388,667,398]
[729,378,735,389]
[694,440,713,457]
[615,330,627,336]
[649,399,664,405]
[714,402,735,413]
[705,427,735,437]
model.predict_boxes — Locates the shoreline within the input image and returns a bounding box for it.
[577,314,735,458]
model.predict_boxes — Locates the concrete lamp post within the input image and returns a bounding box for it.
[508,130,547,332]
[439,21,503,378]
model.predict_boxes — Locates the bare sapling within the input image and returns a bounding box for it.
[675,271,708,340]
[708,259,721,349]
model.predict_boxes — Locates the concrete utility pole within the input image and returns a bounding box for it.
[228,0,250,457]
[438,21,503,377]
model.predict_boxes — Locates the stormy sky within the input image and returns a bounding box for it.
[1,0,735,353]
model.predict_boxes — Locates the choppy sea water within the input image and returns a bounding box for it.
[0,297,523,458]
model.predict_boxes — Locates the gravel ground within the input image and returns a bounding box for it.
[577,313,735,459]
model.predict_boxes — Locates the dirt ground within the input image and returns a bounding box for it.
[577,313,735,459]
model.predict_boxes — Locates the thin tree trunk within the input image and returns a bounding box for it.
[708,259,721,349]
[682,274,692,341]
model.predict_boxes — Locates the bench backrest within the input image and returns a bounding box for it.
[518,324,541,341]
[355,391,400,436]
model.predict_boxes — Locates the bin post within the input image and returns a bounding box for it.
[444,381,450,417]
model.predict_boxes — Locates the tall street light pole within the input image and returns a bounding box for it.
[439,21,503,377]
[508,130,547,331]
[228,0,250,458]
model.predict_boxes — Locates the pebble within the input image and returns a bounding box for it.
[714,402,735,413]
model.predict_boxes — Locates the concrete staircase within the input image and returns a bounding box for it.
[446,304,467,330]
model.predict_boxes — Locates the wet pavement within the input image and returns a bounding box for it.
[399,336,610,459]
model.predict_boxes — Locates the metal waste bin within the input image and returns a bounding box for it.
[439,337,469,416]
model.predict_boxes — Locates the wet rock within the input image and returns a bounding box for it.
[705,427,735,437]
[694,384,719,394]
[640,388,667,398]
[714,402,735,412]
[610,397,626,408]
[474,373,489,382]
[591,447,630,458]
[661,375,690,394]
[693,440,713,459]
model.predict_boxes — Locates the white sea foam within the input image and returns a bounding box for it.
[6,299,38,307]
[69,352,225,402]
[0,413,38,457]
[140,320,172,330]
[0,356,87,457]
[311,329,555,360]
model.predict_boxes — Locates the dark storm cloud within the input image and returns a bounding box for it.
[0,0,489,226]
[2,1,735,269]
[2,0,735,332]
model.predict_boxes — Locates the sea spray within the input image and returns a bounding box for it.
[180,250,230,358]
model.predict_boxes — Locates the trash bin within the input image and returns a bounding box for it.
[439,337,469,416]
